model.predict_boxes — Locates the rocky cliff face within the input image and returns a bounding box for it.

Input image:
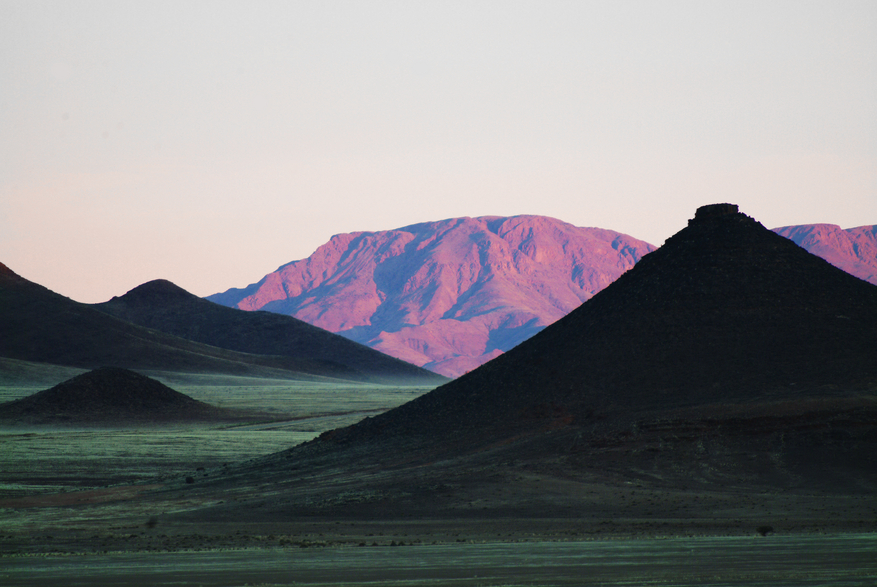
[772,224,877,286]
[208,216,656,377]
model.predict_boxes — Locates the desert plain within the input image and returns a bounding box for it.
[1,367,876,586]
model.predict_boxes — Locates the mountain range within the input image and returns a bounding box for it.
[320,204,877,449]
[209,215,877,378]
[773,223,877,286]
[0,263,442,385]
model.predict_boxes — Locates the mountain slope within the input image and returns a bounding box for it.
[95,280,445,385]
[318,204,877,447]
[773,223,877,286]
[208,215,656,376]
[0,262,413,382]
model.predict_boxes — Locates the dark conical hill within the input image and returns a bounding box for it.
[329,204,877,446]
[95,280,445,385]
[0,367,241,425]
[161,206,877,526]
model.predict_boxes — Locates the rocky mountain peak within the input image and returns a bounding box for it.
[208,215,656,376]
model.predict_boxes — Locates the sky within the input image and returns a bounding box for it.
[2,1,875,303]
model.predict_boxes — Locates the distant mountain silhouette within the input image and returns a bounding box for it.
[95,280,445,385]
[773,223,877,286]
[0,262,437,383]
[208,215,655,376]
[0,367,264,425]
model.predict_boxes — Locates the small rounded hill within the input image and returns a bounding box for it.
[0,367,241,425]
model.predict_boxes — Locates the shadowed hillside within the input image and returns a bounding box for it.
[0,367,270,425]
[0,262,428,383]
[310,204,877,445]
[95,280,445,385]
[173,205,877,527]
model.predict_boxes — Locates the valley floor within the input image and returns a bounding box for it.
[2,532,876,586]
[2,374,875,584]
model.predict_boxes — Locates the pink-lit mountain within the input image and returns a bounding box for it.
[772,224,877,286]
[208,216,656,377]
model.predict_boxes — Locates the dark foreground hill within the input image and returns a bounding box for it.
[0,263,439,384]
[160,204,877,532]
[286,203,877,447]
[0,367,270,425]
[95,280,445,385]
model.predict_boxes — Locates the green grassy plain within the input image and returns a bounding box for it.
[2,363,875,585]
[0,367,436,499]
[3,532,875,586]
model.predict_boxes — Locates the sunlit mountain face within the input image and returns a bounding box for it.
[208,215,656,377]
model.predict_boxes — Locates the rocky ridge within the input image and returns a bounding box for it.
[208,215,655,376]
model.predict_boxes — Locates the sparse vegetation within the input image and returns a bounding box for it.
[0,378,433,499]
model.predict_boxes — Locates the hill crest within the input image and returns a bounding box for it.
[0,262,439,383]
[97,279,445,385]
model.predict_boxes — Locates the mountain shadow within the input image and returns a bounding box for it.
[94,280,446,385]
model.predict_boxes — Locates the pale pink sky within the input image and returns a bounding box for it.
[2,1,875,303]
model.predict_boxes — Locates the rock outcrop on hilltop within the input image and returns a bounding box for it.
[773,223,877,286]
[208,215,655,377]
